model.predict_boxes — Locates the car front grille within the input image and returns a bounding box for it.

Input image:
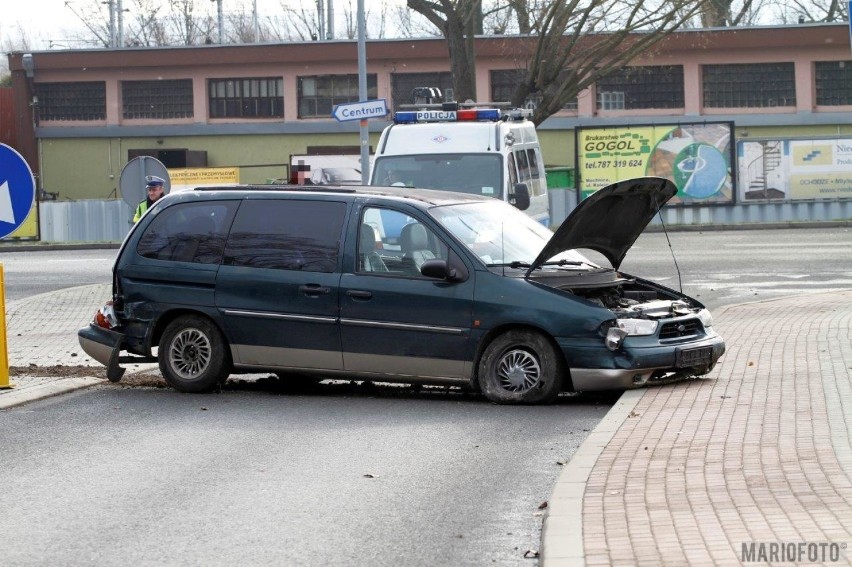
[659,318,701,339]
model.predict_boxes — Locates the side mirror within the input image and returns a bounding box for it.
[509,182,531,211]
[420,259,458,281]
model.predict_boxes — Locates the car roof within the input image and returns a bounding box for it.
[168,184,493,209]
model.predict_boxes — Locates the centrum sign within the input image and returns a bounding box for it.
[332,99,388,122]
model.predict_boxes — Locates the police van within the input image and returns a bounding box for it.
[369,101,550,225]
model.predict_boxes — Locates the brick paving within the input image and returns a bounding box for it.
[6,283,109,367]
[551,291,852,566]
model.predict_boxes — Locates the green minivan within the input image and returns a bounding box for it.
[78,177,725,404]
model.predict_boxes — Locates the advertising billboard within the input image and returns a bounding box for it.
[576,122,735,205]
[738,138,852,201]
[167,167,239,192]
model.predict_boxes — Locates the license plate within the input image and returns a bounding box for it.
[676,347,713,368]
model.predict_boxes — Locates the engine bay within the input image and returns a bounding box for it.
[532,269,700,318]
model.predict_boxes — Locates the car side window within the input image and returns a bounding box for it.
[515,149,531,185]
[224,199,346,272]
[137,201,238,264]
[508,153,518,188]
[359,207,448,277]
[526,148,546,196]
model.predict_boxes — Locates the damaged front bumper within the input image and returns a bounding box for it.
[562,335,726,391]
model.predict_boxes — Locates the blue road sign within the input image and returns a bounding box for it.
[0,144,36,240]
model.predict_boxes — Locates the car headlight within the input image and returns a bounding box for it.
[604,318,658,351]
[605,327,628,351]
[616,318,659,336]
[697,309,713,328]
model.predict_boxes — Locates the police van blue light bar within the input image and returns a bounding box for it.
[394,108,501,124]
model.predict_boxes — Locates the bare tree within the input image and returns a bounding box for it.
[63,0,114,47]
[407,0,486,101]
[408,0,720,125]
[772,0,848,22]
[695,0,771,26]
[1,24,36,79]
[164,0,216,45]
[123,0,169,46]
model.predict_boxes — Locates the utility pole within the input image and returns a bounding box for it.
[104,0,116,47]
[357,0,369,184]
[327,0,334,39]
[253,0,259,42]
[214,0,224,43]
[117,0,124,47]
[317,0,325,42]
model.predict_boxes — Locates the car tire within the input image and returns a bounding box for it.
[478,330,563,405]
[158,315,230,393]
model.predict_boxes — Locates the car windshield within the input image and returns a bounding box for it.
[372,154,502,198]
[430,200,595,268]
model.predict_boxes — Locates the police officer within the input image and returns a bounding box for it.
[133,175,165,223]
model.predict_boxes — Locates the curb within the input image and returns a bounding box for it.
[0,376,104,410]
[540,389,646,567]
[0,243,120,253]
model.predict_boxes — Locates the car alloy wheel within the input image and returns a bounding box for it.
[169,327,212,380]
[159,315,231,393]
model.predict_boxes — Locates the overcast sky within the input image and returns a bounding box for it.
[1,0,412,52]
[2,0,79,49]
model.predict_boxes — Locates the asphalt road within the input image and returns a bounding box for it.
[0,248,116,302]
[1,386,616,566]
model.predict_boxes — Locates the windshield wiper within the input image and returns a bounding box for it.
[542,259,584,267]
[486,261,531,268]
[486,259,585,269]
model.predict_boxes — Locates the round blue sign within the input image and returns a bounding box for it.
[0,144,36,239]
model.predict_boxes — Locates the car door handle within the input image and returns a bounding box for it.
[299,284,330,296]
[346,290,373,300]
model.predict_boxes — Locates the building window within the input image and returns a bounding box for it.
[391,72,454,110]
[596,65,684,109]
[35,82,106,121]
[208,77,284,118]
[702,63,796,108]
[122,79,193,119]
[297,74,377,118]
[815,61,852,105]
[490,69,577,111]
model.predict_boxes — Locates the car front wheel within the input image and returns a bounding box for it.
[159,315,230,393]
[478,330,564,405]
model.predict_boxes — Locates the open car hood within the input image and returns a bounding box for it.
[528,177,677,274]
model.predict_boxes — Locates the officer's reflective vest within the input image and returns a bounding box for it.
[133,200,150,223]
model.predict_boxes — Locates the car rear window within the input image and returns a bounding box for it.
[223,199,346,272]
[137,201,238,264]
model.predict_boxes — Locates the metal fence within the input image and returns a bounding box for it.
[39,199,134,243]
[37,195,852,244]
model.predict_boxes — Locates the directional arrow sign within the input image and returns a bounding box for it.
[332,99,388,123]
[0,144,36,240]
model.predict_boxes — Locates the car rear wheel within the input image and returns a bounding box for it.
[478,330,563,404]
[159,315,230,393]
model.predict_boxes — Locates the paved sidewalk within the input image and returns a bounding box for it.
[0,284,108,406]
[543,291,852,566]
